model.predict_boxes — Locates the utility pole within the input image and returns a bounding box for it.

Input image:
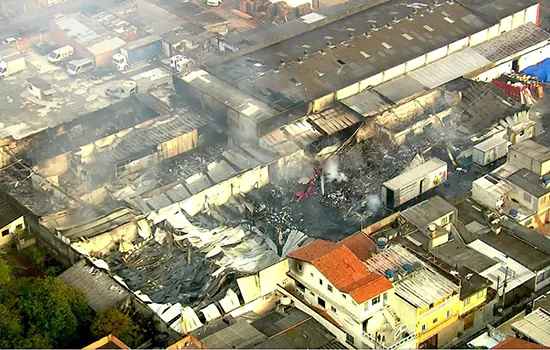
[501,267,509,309]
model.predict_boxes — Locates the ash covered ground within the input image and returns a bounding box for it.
[210,123,466,246]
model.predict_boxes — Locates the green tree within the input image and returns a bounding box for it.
[91,309,144,348]
[15,277,93,347]
[0,257,11,285]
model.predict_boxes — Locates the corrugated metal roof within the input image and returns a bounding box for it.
[473,23,550,63]
[512,308,550,347]
[0,198,22,229]
[401,196,456,231]
[408,48,491,89]
[373,75,428,103]
[59,260,130,312]
[342,89,390,117]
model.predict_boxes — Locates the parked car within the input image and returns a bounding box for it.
[33,42,58,56]
[2,37,20,45]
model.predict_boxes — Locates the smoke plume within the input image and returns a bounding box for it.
[324,158,348,183]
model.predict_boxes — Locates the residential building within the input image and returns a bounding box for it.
[83,334,130,350]
[365,244,461,349]
[400,195,457,251]
[492,337,547,349]
[508,140,550,176]
[507,168,550,229]
[286,233,416,349]
[511,308,550,347]
[0,197,25,247]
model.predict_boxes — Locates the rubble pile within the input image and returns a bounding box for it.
[162,144,227,181]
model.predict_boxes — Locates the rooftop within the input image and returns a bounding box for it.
[365,244,460,308]
[209,1,489,110]
[511,308,550,347]
[0,197,23,229]
[458,0,538,25]
[195,308,342,349]
[401,195,456,231]
[58,260,130,313]
[510,140,550,163]
[289,239,392,303]
[508,168,550,198]
[430,236,498,274]
[51,14,119,48]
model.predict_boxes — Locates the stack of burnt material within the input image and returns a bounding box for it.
[238,0,312,22]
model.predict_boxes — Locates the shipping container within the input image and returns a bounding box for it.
[472,136,508,166]
[382,158,447,209]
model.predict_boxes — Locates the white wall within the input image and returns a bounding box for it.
[383,63,406,82]
[535,265,550,291]
[518,44,550,71]
[448,38,469,55]
[426,47,448,64]
[0,216,24,246]
[525,4,540,25]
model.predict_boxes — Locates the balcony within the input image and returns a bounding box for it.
[361,305,416,350]
[363,330,416,350]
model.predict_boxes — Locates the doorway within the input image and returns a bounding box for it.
[512,59,519,72]
[420,334,438,349]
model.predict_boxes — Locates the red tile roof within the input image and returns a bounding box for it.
[288,238,392,303]
[341,232,377,261]
[492,337,548,349]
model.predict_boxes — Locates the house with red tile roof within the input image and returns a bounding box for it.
[286,232,415,349]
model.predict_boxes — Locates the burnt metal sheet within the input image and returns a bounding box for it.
[374,75,428,102]
[408,48,491,89]
[341,89,390,117]
[165,184,191,202]
[185,173,211,194]
[146,193,173,210]
[207,160,238,183]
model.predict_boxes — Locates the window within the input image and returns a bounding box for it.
[383,292,388,301]
[315,69,325,77]
[433,318,438,324]
[290,77,301,86]
[319,279,323,286]
[342,294,347,299]
[331,306,337,313]
[441,215,448,225]
[372,295,380,305]
[477,290,485,298]
[421,324,427,332]
[381,42,392,49]
[15,224,23,231]
[297,263,302,272]
[364,302,369,312]
[359,51,370,58]
[336,58,346,66]
[1,229,8,237]
[443,16,455,24]
[328,285,333,292]
[346,333,355,345]
[296,281,305,292]
[464,297,471,305]
[318,297,326,308]
[402,33,414,41]
[423,25,434,32]
[446,310,452,319]
[310,272,314,278]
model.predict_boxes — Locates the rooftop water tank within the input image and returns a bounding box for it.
[402,263,414,274]
[509,209,518,217]
[385,269,395,279]
[377,237,389,253]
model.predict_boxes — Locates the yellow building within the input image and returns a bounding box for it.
[365,244,462,348]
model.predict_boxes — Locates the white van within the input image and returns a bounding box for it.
[67,59,94,76]
[206,0,221,6]
[48,45,74,63]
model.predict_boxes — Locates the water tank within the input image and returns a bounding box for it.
[385,269,395,279]
[428,223,437,238]
[402,263,414,274]
[281,295,291,306]
[509,209,518,217]
[377,237,389,253]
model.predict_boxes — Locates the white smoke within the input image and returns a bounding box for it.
[324,158,348,183]
[365,194,382,213]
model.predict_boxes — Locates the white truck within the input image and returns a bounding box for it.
[112,35,163,72]
[0,47,26,78]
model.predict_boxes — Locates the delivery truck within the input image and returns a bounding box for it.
[382,158,447,209]
[112,35,163,72]
[0,47,26,78]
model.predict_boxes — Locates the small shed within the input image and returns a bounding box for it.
[26,77,55,100]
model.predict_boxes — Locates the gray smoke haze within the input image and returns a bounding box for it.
[364,194,382,213]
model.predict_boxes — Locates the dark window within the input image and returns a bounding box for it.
[296,281,305,292]
[328,285,333,292]
[1,229,9,237]
[297,263,302,271]
[336,59,346,66]
[372,295,380,305]
[331,306,337,313]
[346,333,354,345]
[319,279,323,286]
[318,297,326,308]
[433,318,438,324]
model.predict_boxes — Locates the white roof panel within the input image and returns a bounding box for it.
[383,158,447,191]
[409,48,491,89]
[474,135,507,152]
[512,308,550,346]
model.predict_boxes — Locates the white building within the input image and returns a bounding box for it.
[286,233,416,349]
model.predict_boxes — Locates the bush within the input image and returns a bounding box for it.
[91,309,144,348]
